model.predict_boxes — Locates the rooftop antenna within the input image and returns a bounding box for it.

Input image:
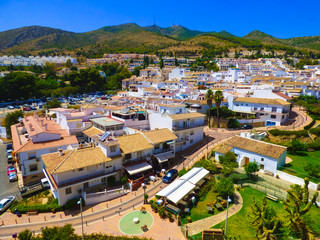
[153,16,156,26]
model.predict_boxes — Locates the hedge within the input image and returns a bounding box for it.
[268,129,309,137]
[309,128,320,136]
[304,119,316,130]
[10,198,61,213]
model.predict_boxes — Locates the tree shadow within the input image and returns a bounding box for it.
[290,151,308,156]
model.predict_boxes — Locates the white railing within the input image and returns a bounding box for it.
[83,186,130,205]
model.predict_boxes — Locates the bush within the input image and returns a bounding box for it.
[309,128,320,136]
[304,119,316,130]
[228,173,249,183]
[144,194,149,204]
[10,198,62,214]
[269,129,309,137]
[158,207,166,218]
[198,178,216,199]
[178,168,189,177]
[227,118,240,129]
[63,197,85,210]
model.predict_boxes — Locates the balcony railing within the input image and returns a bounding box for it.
[176,137,189,143]
[152,148,174,155]
[172,123,204,131]
[58,170,113,186]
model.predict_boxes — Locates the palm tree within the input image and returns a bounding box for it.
[205,89,213,128]
[213,90,224,128]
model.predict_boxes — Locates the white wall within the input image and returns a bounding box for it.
[275,170,319,190]
[149,113,173,130]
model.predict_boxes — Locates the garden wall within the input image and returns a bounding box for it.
[275,170,320,190]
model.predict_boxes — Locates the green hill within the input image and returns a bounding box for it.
[1,24,320,56]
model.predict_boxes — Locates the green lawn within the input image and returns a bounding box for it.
[191,187,320,239]
[279,151,320,183]
[181,191,227,224]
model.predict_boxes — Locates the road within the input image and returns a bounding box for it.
[0,144,19,200]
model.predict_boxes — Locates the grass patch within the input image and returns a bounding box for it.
[211,187,285,238]
[181,191,227,224]
[198,187,320,239]
[279,151,320,183]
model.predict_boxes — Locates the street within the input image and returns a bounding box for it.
[0,143,19,201]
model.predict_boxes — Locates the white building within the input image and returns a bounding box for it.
[214,136,287,174]
[149,112,205,151]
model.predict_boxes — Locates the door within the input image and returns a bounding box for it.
[244,157,249,165]
[260,164,264,170]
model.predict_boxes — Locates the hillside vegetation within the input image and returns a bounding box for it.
[1,24,320,57]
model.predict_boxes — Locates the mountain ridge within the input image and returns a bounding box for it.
[1,24,320,55]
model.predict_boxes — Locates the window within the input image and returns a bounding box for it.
[271,115,276,119]
[78,168,84,171]
[282,115,285,119]
[261,158,264,162]
[124,153,131,160]
[260,107,264,111]
[190,139,194,144]
[254,107,257,111]
[65,187,72,195]
[105,164,112,169]
[29,164,38,172]
[110,145,116,153]
[246,104,248,106]
[154,144,160,150]
[236,104,239,106]
[272,107,277,112]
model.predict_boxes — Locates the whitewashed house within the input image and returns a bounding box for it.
[214,136,287,174]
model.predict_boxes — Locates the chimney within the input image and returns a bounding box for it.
[44,124,48,131]
[58,148,64,156]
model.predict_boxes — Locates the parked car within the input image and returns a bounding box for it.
[69,102,76,105]
[7,153,13,164]
[6,144,13,151]
[6,105,14,110]
[14,105,20,109]
[8,172,17,182]
[242,124,253,129]
[30,107,37,110]
[23,107,31,111]
[7,166,17,175]
[162,169,178,183]
[0,196,15,212]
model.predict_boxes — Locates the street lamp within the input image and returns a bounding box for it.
[141,183,147,204]
[77,198,84,240]
[224,196,232,238]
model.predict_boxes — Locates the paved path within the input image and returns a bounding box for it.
[185,191,243,236]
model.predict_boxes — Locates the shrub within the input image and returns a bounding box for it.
[304,119,316,130]
[63,197,85,210]
[269,129,309,137]
[158,207,166,218]
[227,118,240,129]
[310,128,320,136]
[178,168,189,177]
[198,178,216,199]
[144,194,149,204]
[228,173,249,183]
[287,139,306,153]
[10,198,62,214]
[304,163,320,178]
[167,212,173,221]
[121,175,128,183]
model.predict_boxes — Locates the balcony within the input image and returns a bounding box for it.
[58,169,115,187]
[176,137,189,143]
[152,147,174,155]
[172,123,204,131]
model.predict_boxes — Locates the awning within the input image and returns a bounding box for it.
[154,151,175,164]
[124,162,152,175]
[179,167,209,185]
[167,181,195,204]
[156,179,185,197]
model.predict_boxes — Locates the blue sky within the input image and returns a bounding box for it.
[0,0,319,38]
